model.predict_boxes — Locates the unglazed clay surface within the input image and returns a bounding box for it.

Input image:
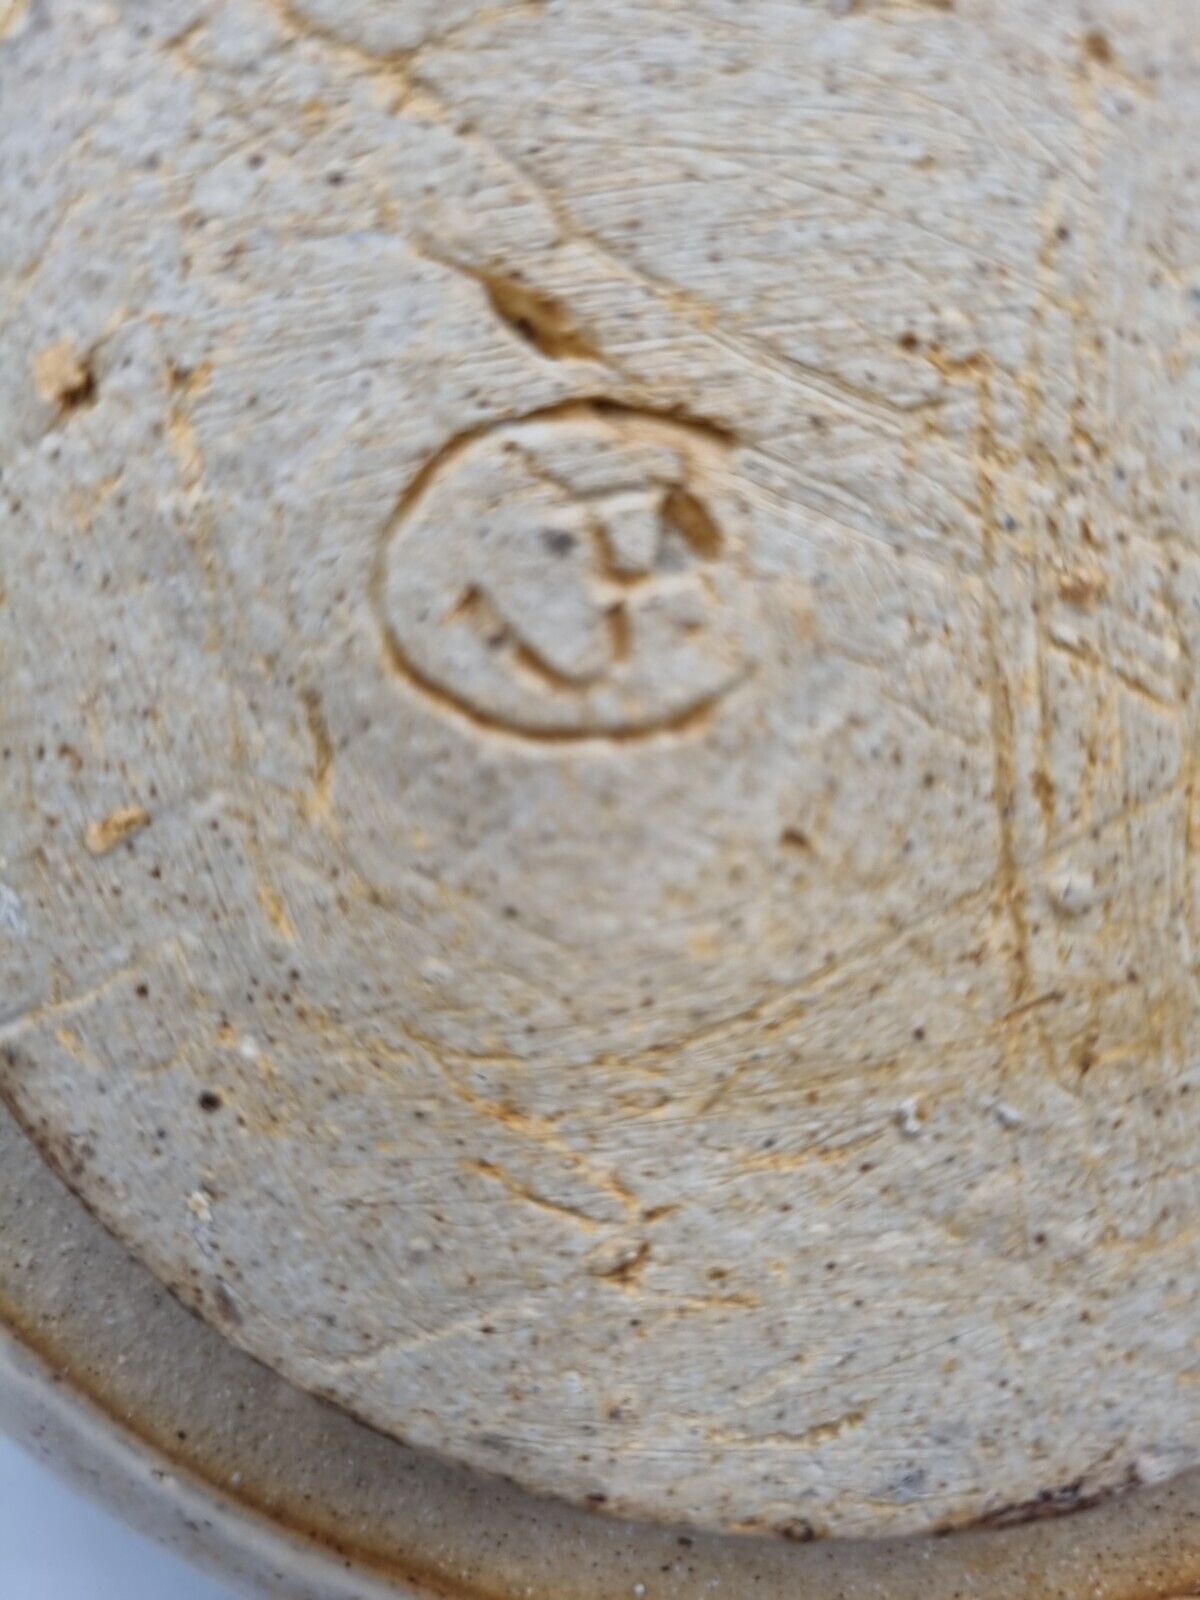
[2,0,1200,1543]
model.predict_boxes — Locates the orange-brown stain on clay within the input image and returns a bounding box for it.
[52,1026,102,1069]
[33,339,95,413]
[166,361,213,492]
[257,880,298,942]
[1083,29,1115,67]
[585,1236,651,1284]
[84,805,151,856]
[1057,570,1108,609]
[0,0,30,39]
[661,487,723,559]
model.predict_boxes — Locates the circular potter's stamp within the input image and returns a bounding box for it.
[378,404,754,741]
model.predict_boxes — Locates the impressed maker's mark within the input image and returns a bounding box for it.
[378,405,754,741]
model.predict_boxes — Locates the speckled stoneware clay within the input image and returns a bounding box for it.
[3,0,1200,1572]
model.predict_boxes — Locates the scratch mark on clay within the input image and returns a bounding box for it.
[708,1410,867,1450]
[300,686,337,824]
[417,244,607,364]
[0,961,149,1044]
[1046,634,1178,713]
[294,1000,642,1222]
[470,1157,605,1230]
[322,1287,546,1374]
[396,84,927,432]
[270,0,544,80]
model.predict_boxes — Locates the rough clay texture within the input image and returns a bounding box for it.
[2,0,1199,1543]
[12,1103,1200,1600]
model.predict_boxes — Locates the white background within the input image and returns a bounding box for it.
[0,1435,235,1599]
